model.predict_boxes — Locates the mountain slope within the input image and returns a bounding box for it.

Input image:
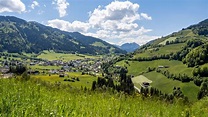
[133,19,208,65]
[0,16,126,54]
[120,42,140,52]
[112,19,208,101]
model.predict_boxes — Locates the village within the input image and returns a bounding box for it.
[0,55,117,79]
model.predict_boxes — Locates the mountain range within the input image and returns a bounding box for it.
[0,16,126,55]
[119,42,140,52]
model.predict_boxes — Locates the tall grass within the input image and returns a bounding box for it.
[0,78,207,116]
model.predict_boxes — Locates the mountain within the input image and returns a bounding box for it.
[112,19,208,101]
[0,16,126,54]
[135,18,208,52]
[120,42,140,52]
[132,19,208,68]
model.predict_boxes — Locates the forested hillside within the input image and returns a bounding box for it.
[0,16,125,55]
[109,19,208,101]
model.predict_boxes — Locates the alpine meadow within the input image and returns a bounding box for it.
[0,0,208,117]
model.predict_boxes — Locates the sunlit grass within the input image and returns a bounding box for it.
[37,50,100,61]
[32,72,97,89]
[0,78,207,116]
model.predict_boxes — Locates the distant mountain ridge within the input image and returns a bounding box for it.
[118,42,140,52]
[0,16,126,54]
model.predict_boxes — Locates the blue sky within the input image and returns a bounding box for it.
[0,0,207,45]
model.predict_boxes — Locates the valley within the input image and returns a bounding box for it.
[0,14,208,116]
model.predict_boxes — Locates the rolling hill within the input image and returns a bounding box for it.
[113,18,208,101]
[0,16,126,55]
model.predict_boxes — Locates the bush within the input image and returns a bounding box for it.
[21,71,30,81]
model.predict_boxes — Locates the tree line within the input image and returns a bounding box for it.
[91,67,134,94]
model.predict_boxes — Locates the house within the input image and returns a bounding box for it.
[1,73,13,78]
[142,82,150,87]
[0,67,10,74]
[59,74,65,77]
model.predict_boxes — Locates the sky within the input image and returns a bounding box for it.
[0,0,207,45]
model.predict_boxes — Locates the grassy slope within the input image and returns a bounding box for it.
[32,72,97,89]
[0,78,207,116]
[116,60,193,76]
[149,29,195,46]
[117,60,198,101]
[134,43,185,58]
[132,75,152,89]
[143,71,199,102]
[159,37,177,45]
[91,42,107,48]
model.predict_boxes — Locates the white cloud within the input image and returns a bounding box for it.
[87,1,156,45]
[141,13,152,20]
[48,1,158,45]
[52,0,69,17]
[88,1,141,30]
[31,1,39,9]
[48,19,90,32]
[0,0,26,13]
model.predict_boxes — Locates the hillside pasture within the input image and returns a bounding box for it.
[116,60,193,76]
[143,71,200,102]
[37,51,99,61]
[32,72,97,89]
[132,75,152,89]
[134,43,185,58]
[159,37,177,45]
[91,42,107,48]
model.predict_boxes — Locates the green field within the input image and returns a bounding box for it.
[37,51,99,61]
[116,60,193,76]
[159,37,177,45]
[32,72,97,89]
[132,75,152,88]
[29,65,61,70]
[117,60,199,101]
[91,42,107,48]
[149,29,195,46]
[143,71,200,102]
[0,78,207,116]
[134,43,185,58]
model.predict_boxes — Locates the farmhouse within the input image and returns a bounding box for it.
[142,82,150,87]
[0,67,10,74]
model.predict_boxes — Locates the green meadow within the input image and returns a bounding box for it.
[0,78,207,116]
[159,37,177,45]
[32,72,97,89]
[134,43,185,58]
[131,75,152,89]
[37,51,100,61]
[116,59,193,76]
[117,60,199,101]
[143,71,199,102]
